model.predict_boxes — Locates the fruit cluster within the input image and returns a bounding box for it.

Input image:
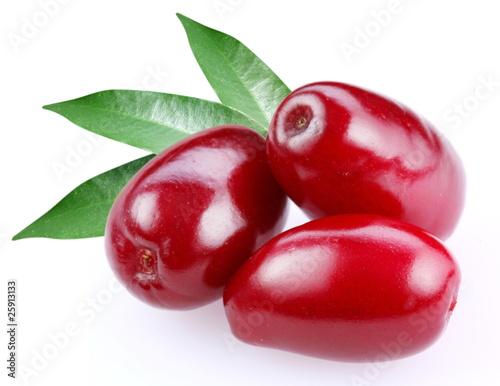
[105,81,465,362]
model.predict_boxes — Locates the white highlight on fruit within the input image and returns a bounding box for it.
[150,147,243,183]
[197,192,246,249]
[148,146,249,249]
[347,114,431,170]
[186,147,248,250]
[130,191,158,232]
[408,251,449,297]
[257,244,333,294]
[337,87,434,172]
[325,87,403,160]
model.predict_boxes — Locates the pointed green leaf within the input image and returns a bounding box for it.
[12,155,154,240]
[177,13,291,128]
[44,90,266,154]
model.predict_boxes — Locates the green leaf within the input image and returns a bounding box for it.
[12,155,154,240]
[44,90,266,154]
[177,13,291,128]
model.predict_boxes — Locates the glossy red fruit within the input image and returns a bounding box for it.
[105,125,288,310]
[266,81,466,240]
[224,214,461,362]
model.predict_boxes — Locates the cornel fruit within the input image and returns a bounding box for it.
[224,214,461,362]
[105,125,288,309]
[266,81,466,239]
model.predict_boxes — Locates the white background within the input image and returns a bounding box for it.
[1,0,499,385]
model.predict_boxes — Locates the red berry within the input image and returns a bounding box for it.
[105,125,288,309]
[224,214,461,362]
[266,82,466,239]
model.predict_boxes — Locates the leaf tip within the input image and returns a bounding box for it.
[11,231,26,241]
[176,13,193,29]
[42,103,57,112]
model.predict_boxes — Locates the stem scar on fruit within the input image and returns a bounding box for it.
[295,116,309,129]
[138,248,155,275]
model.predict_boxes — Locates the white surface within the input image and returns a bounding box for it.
[1,0,499,385]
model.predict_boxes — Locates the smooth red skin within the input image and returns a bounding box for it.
[224,214,461,362]
[105,125,288,310]
[266,82,466,240]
